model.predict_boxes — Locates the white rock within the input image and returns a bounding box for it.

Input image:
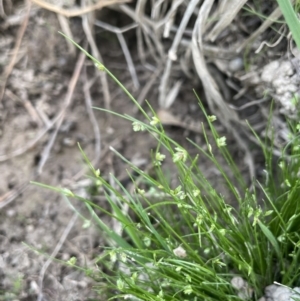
[229,57,244,72]
[273,287,291,301]
[231,276,245,290]
[173,246,187,258]
[261,61,280,82]
[265,284,278,297]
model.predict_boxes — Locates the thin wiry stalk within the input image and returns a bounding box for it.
[236,5,284,53]
[207,0,248,42]
[158,0,201,107]
[94,20,140,89]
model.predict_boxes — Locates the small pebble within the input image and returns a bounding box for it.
[228,57,243,72]
[26,225,34,233]
[30,280,39,294]
[173,246,187,258]
[62,137,76,147]
[6,209,15,217]
[273,286,291,300]
[265,284,278,297]
[231,276,245,290]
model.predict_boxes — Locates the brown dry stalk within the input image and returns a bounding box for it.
[207,0,248,42]
[0,51,86,163]
[30,0,130,17]
[0,182,29,209]
[0,0,31,103]
[236,5,285,53]
[37,50,86,175]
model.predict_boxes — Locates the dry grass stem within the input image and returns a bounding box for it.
[155,0,185,36]
[207,0,248,42]
[192,0,226,115]
[57,14,75,54]
[37,51,86,175]
[255,25,287,54]
[158,0,200,107]
[228,97,269,111]
[136,67,162,112]
[81,4,111,109]
[5,89,43,127]
[0,0,5,17]
[236,6,284,53]
[0,123,55,162]
[83,69,101,165]
[30,0,130,17]
[157,109,202,133]
[163,80,183,109]
[0,182,29,209]
[0,0,31,103]
[94,20,140,89]
[120,3,165,61]
[37,212,78,301]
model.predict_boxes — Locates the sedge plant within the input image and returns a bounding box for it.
[31,34,300,301]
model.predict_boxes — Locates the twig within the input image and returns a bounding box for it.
[0,112,60,162]
[158,0,200,107]
[206,0,248,42]
[255,25,287,54]
[236,5,283,53]
[151,0,165,20]
[94,20,140,89]
[0,0,31,103]
[135,67,162,112]
[0,0,5,17]
[229,98,269,111]
[57,14,75,55]
[157,109,202,133]
[37,51,86,175]
[81,2,111,109]
[119,3,164,62]
[5,89,43,127]
[30,0,130,18]
[83,68,101,165]
[0,182,29,209]
[36,212,78,301]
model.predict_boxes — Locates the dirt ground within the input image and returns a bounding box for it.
[0,1,287,300]
[0,7,213,301]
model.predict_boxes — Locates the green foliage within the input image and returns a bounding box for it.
[31,34,300,300]
[277,0,300,49]
[0,274,23,301]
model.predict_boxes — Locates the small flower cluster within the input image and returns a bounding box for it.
[132,115,160,132]
[150,116,160,126]
[170,185,186,200]
[109,249,128,263]
[173,147,188,163]
[216,136,226,148]
[132,121,146,132]
[153,152,166,166]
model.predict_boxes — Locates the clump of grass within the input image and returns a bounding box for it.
[32,35,300,301]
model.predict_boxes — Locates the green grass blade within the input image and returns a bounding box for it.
[257,219,281,259]
[277,0,300,49]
